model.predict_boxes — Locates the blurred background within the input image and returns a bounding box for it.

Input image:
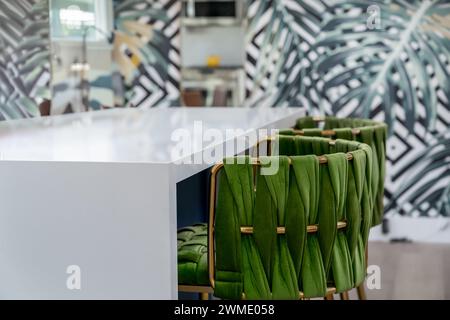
[0,0,448,299]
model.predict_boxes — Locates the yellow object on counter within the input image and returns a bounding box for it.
[206,55,221,68]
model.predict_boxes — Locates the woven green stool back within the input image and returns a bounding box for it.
[214,136,373,300]
[280,116,387,227]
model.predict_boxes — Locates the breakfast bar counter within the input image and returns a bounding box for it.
[0,107,304,299]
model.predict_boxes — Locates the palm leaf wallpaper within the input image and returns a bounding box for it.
[113,0,181,108]
[0,0,51,120]
[245,0,450,217]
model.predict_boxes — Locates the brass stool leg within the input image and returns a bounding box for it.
[200,292,209,300]
[357,284,367,300]
[340,291,350,300]
[357,245,368,300]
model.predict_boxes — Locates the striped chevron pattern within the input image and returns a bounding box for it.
[0,0,51,120]
[244,0,450,217]
[114,0,181,108]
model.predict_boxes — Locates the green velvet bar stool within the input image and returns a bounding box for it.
[274,135,374,300]
[178,135,374,300]
[278,116,387,300]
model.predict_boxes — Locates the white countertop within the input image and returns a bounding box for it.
[0,107,305,299]
[0,107,304,163]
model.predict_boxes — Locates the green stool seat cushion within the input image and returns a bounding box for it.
[177,224,209,286]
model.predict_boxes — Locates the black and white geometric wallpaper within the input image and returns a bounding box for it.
[0,0,181,116]
[245,0,450,217]
[0,0,51,120]
[114,0,181,108]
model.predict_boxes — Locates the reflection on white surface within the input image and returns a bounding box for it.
[0,108,303,163]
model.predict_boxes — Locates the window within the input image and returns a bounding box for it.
[50,0,112,41]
